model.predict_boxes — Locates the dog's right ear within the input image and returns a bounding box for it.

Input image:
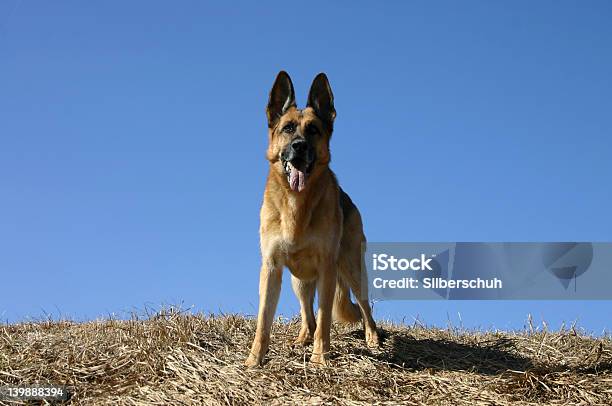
[266,71,296,128]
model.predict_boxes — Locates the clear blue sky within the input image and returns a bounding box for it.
[1,1,611,333]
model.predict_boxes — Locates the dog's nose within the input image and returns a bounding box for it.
[291,139,308,154]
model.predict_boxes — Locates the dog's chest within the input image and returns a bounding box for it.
[278,195,310,243]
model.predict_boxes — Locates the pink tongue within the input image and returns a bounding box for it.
[289,164,307,192]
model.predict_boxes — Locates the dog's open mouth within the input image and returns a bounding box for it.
[283,160,312,192]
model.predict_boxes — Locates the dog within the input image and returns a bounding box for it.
[245,71,379,367]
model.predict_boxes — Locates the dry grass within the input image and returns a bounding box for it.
[1,309,611,405]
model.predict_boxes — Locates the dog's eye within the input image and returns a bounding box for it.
[306,125,319,136]
[282,123,296,133]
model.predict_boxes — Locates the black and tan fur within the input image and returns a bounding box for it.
[245,71,378,367]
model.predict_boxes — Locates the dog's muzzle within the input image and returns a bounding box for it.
[281,139,314,192]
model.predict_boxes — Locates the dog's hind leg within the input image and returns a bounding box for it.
[338,191,379,347]
[342,261,379,347]
[343,259,379,347]
[333,264,362,323]
[291,276,316,346]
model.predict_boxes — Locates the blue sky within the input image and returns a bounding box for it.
[1,1,611,333]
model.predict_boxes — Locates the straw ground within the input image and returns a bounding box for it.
[1,309,611,405]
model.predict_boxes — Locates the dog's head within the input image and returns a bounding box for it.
[265,71,336,193]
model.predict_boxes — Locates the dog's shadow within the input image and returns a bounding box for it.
[345,328,533,375]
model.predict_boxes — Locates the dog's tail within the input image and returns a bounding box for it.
[333,277,361,323]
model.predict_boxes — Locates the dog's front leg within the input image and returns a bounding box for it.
[245,259,282,367]
[311,258,337,365]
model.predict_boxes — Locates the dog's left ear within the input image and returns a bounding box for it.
[307,73,336,131]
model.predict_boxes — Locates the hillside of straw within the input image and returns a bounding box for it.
[1,310,611,405]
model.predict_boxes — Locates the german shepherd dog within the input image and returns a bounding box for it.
[245,71,379,367]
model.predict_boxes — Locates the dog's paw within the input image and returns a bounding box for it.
[309,352,329,366]
[366,329,380,348]
[292,333,313,347]
[244,354,263,368]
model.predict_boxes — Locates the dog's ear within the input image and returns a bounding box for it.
[267,71,296,128]
[307,73,336,131]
